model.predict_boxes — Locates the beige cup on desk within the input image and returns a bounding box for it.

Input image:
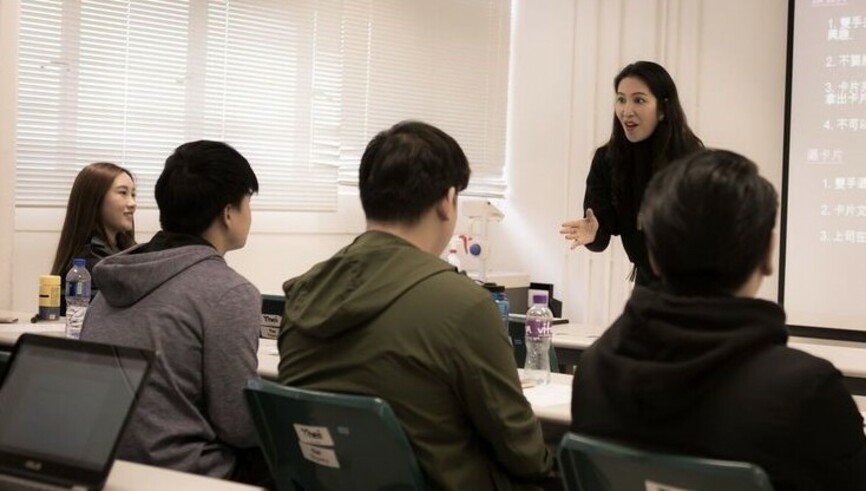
[39,275,62,320]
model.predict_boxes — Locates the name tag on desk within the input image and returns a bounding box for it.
[260,313,281,339]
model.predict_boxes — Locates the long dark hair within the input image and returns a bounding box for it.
[51,162,137,276]
[605,61,703,226]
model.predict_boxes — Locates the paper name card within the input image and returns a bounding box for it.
[299,442,341,469]
[294,424,335,446]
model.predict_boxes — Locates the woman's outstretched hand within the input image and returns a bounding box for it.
[560,209,599,249]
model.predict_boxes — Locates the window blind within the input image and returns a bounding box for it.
[16,0,510,211]
[201,0,337,211]
[334,0,510,197]
[17,0,193,208]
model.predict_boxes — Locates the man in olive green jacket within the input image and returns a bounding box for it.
[278,121,553,490]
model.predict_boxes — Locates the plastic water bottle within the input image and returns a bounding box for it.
[484,283,511,344]
[524,293,553,385]
[65,258,91,339]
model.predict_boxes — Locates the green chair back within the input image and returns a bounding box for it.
[0,350,9,382]
[558,432,774,491]
[244,378,426,491]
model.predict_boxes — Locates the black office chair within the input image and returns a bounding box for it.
[558,432,774,491]
[244,378,426,491]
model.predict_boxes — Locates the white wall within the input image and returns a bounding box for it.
[1,0,790,324]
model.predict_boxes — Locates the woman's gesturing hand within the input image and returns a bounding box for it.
[560,209,599,249]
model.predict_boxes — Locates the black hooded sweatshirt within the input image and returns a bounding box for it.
[571,286,866,490]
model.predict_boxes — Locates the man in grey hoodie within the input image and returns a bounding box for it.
[279,121,553,490]
[81,141,266,484]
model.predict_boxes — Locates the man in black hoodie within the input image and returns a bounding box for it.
[570,149,866,490]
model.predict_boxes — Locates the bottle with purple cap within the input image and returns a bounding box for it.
[524,293,553,385]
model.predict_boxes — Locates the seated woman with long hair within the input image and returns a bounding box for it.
[51,162,137,313]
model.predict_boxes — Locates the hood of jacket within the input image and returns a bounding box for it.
[92,238,220,308]
[281,230,453,340]
[593,286,787,421]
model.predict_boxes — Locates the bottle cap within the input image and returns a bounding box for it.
[72,258,86,267]
[532,293,548,305]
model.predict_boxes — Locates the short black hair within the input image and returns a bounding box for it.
[156,140,259,235]
[359,120,471,224]
[639,149,778,295]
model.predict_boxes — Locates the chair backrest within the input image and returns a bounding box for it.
[558,432,774,491]
[244,378,426,491]
[0,350,9,382]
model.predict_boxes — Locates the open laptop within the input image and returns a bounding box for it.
[0,333,155,490]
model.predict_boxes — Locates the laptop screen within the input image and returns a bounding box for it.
[0,334,153,485]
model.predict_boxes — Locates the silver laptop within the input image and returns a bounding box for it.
[0,333,154,490]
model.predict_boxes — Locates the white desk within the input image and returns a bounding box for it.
[552,323,866,410]
[257,338,279,380]
[551,323,600,350]
[552,323,866,378]
[552,323,866,380]
[2,313,859,418]
[0,311,65,347]
[788,336,866,378]
[259,342,866,440]
[106,460,263,490]
[521,372,572,425]
[255,338,574,426]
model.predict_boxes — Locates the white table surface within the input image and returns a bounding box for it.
[7,311,866,379]
[0,311,65,347]
[105,460,263,490]
[552,323,866,379]
[788,336,866,378]
[3,311,861,419]
[256,338,574,424]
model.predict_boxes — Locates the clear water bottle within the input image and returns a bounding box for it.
[484,283,511,343]
[65,258,91,339]
[524,293,553,385]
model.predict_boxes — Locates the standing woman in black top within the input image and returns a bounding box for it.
[51,162,137,313]
[560,61,703,286]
